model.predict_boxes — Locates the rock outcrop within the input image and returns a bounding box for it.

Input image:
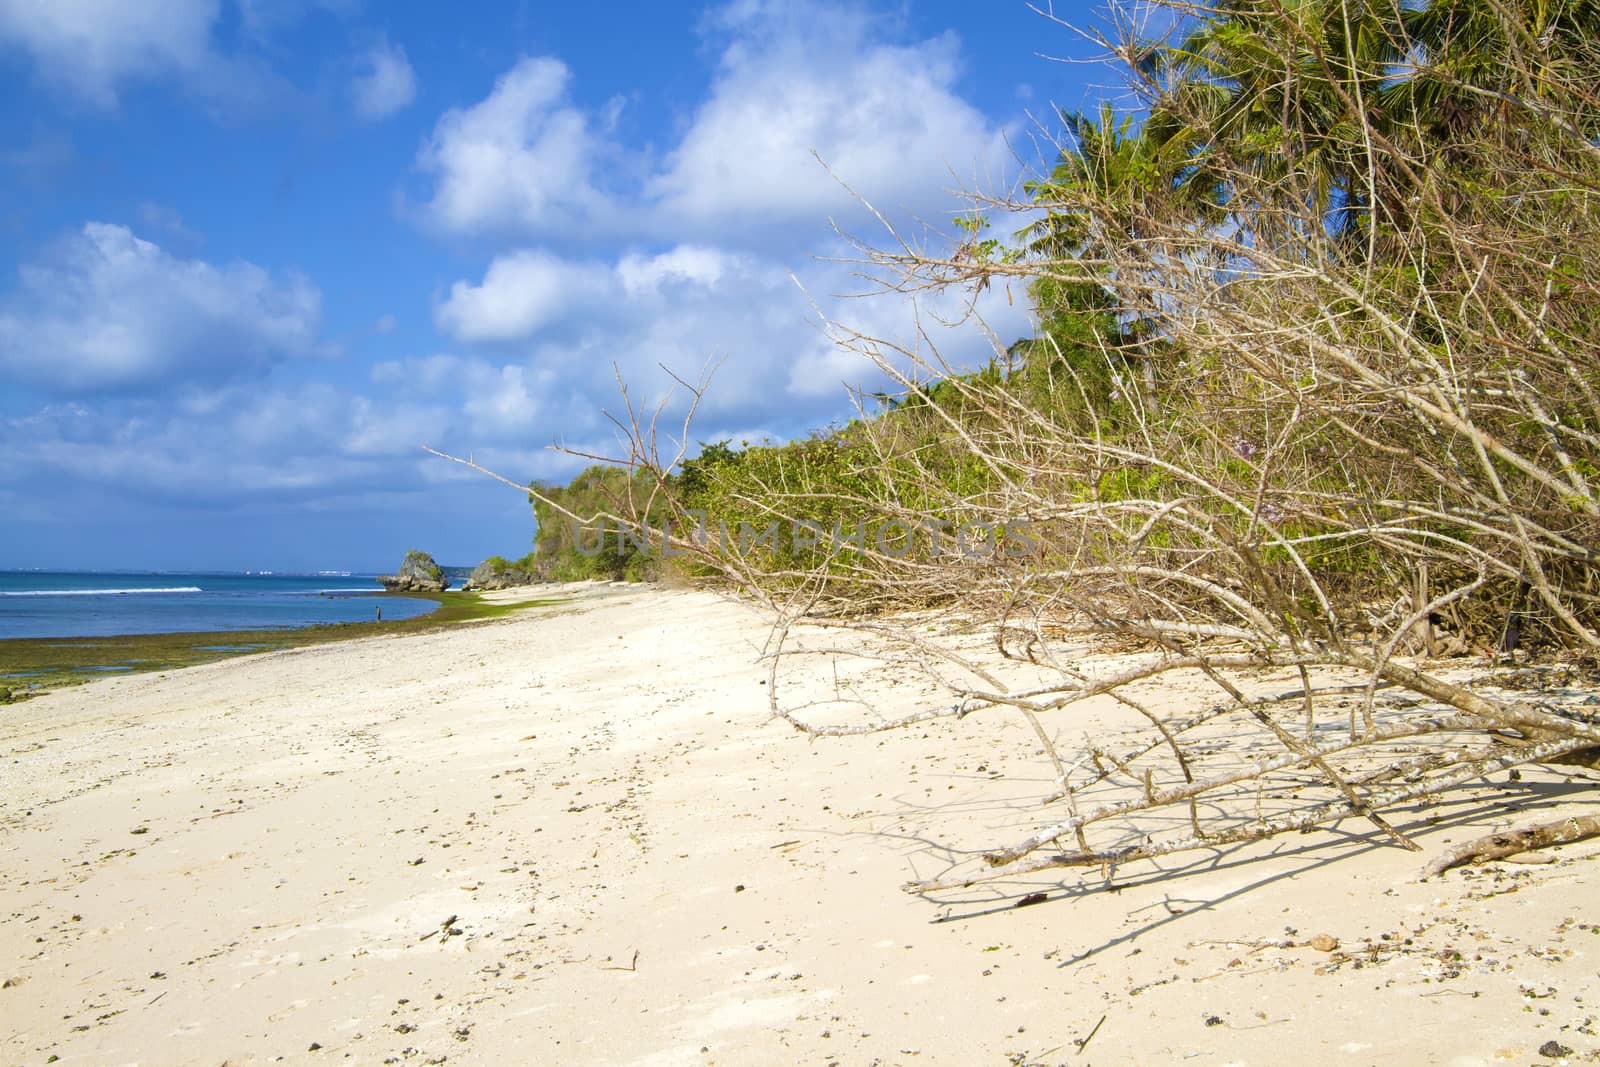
[376,550,449,593]
[462,557,535,591]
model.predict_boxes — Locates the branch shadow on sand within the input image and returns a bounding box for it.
[862,772,1596,963]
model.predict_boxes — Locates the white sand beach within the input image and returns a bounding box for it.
[2,584,1597,1066]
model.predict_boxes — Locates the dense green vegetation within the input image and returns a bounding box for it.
[479,554,535,572]
[520,0,1598,649]
[526,464,674,582]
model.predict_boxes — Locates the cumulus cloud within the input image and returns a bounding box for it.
[406,1,1036,455]
[429,239,1030,446]
[648,1,1013,241]
[437,243,756,349]
[617,245,734,296]
[0,223,325,393]
[410,3,1014,251]
[461,363,554,436]
[0,0,219,107]
[434,249,610,344]
[417,56,611,237]
[351,36,416,120]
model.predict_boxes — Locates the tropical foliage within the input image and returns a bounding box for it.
[526,0,1599,653]
[526,464,672,581]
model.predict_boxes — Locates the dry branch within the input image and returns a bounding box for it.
[1421,815,1600,879]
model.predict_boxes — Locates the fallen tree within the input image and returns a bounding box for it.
[441,0,1600,894]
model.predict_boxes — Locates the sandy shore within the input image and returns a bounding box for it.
[2,584,1596,1066]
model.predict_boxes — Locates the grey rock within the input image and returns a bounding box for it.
[462,558,535,591]
[376,550,449,593]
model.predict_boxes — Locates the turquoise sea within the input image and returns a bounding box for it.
[0,571,439,641]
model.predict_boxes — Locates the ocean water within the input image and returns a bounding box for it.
[0,571,438,641]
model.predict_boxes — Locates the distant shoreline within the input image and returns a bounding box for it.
[0,589,558,696]
[0,570,447,644]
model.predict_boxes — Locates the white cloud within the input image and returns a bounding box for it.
[0,379,457,501]
[430,237,1030,443]
[0,223,325,392]
[351,37,416,120]
[343,396,453,457]
[646,1,1013,240]
[227,382,345,452]
[617,245,734,297]
[0,0,219,107]
[371,354,553,437]
[379,5,1037,499]
[417,56,610,237]
[462,363,551,435]
[367,354,554,441]
[3,386,343,495]
[434,244,773,374]
[0,260,1026,538]
[434,249,609,344]
[409,5,1014,251]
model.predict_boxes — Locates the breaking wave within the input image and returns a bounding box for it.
[0,587,204,597]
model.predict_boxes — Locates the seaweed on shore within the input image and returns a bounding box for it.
[0,591,558,697]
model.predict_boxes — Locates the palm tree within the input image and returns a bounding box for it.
[1135,0,1409,246]
[1387,0,1600,145]
[1020,104,1224,414]
[1021,0,1598,414]
[1133,0,1600,245]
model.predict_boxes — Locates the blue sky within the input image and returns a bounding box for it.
[0,0,1128,573]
